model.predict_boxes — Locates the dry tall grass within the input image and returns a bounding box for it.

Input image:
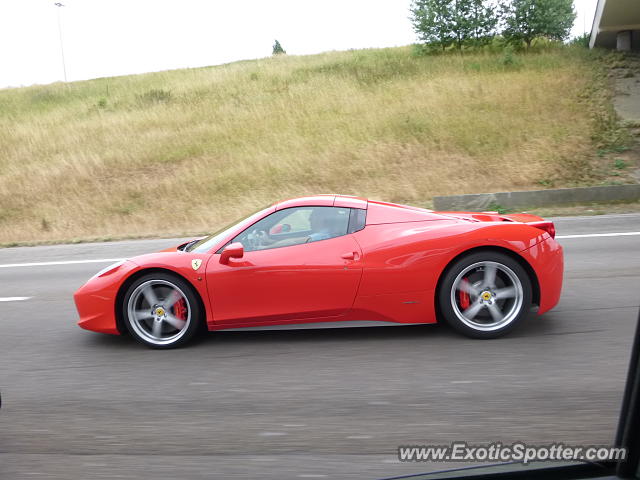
[0,46,619,244]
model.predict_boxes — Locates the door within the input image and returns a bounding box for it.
[206,206,363,324]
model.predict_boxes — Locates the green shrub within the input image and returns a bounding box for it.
[500,45,521,69]
[136,88,172,105]
[569,33,590,48]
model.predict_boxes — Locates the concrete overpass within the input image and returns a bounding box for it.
[590,0,640,50]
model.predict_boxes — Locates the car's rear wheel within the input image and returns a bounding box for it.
[438,251,532,339]
[123,272,202,349]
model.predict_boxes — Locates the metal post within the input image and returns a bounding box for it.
[54,2,67,82]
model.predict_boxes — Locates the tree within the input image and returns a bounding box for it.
[272,40,286,55]
[451,0,473,49]
[467,0,499,45]
[501,0,576,48]
[450,0,498,48]
[411,0,497,50]
[411,0,455,51]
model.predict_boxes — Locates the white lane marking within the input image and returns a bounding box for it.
[551,213,640,221]
[0,258,123,269]
[556,231,640,239]
[0,296,31,302]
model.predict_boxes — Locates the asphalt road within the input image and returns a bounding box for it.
[1,213,639,480]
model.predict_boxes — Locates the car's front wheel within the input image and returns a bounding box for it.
[438,251,532,339]
[123,272,203,349]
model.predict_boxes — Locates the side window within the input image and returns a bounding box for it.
[348,208,366,234]
[278,208,312,234]
[231,206,351,252]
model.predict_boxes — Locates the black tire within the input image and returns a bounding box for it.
[122,272,203,349]
[438,251,532,339]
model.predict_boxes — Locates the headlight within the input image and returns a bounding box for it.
[91,260,126,279]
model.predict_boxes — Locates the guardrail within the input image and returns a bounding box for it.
[433,184,640,211]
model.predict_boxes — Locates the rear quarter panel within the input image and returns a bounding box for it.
[349,220,551,324]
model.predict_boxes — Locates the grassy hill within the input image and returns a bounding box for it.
[0,45,628,244]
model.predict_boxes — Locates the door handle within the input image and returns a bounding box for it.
[341,252,357,260]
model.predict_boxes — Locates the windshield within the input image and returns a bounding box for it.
[187,205,274,253]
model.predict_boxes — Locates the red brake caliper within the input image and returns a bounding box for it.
[173,298,187,321]
[459,278,470,310]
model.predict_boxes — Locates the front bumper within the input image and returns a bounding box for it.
[74,260,139,335]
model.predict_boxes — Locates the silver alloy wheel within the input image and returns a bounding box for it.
[127,279,191,346]
[450,261,524,332]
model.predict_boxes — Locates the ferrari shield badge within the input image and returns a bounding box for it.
[191,259,202,271]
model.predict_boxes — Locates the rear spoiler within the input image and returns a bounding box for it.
[526,221,556,239]
[499,214,556,238]
[439,212,557,239]
[490,214,556,239]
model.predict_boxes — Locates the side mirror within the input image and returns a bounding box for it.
[269,223,291,235]
[220,242,244,264]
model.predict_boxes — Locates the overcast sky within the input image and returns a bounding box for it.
[0,0,598,89]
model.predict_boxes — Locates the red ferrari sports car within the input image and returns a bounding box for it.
[74,195,563,348]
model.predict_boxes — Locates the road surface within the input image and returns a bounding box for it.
[1,214,639,479]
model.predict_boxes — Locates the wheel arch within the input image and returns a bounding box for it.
[434,246,540,320]
[114,267,207,335]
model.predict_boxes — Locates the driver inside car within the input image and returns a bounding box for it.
[304,208,338,242]
[253,208,342,249]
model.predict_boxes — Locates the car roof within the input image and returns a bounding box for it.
[273,195,446,224]
[274,194,368,210]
